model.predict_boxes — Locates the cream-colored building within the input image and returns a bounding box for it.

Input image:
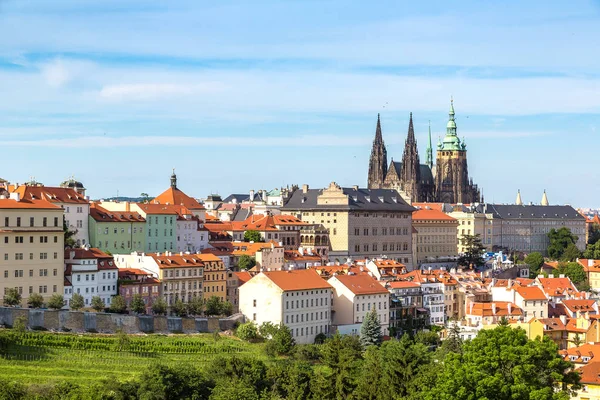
[328,274,389,336]
[411,207,458,265]
[490,283,548,320]
[0,194,65,306]
[281,182,414,269]
[238,269,333,344]
[445,204,496,253]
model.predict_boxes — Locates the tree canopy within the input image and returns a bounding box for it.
[524,252,544,275]
[360,308,383,348]
[47,294,64,310]
[243,230,263,243]
[237,254,256,270]
[458,234,486,268]
[70,293,84,311]
[556,262,588,291]
[3,288,22,307]
[584,240,600,260]
[27,293,44,309]
[547,227,578,260]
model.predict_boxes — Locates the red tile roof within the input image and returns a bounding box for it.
[537,318,566,331]
[90,204,145,222]
[135,203,180,215]
[65,248,112,260]
[234,271,253,285]
[152,187,205,210]
[388,281,421,289]
[562,299,597,314]
[515,286,546,301]
[263,269,333,291]
[284,250,322,262]
[149,252,222,269]
[538,277,578,296]
[467,302,523,317]
[0,198,60,210]
[577,361,600,385]
[330,274,388,295]
[412,208,457,222]
[14,185,88,204]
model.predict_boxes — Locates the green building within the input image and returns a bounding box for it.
[89,204,146,254]
[133,203,178,253]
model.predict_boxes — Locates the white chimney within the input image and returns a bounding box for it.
[559,315,567,325]
[249,190,255,202]
[302,184,309,194]
[589,259,594,267]
[508,303,512,315]
[9,192,20,202]
[492,303,496,315]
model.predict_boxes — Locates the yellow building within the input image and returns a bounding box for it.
[580,259,600,291]
[411,206,458,265]
[0,195,65,306]
[281,182,415,268]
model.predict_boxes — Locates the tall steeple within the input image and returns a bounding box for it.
[367,113,388,189]
[516,189,523,205]
[170,168,177,189]
[426,120,433,169]
[541,190,549,206]
[400,112,422,202]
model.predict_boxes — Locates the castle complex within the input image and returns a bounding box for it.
[368,99,482,204]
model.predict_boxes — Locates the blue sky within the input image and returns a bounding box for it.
[0,0,599,206]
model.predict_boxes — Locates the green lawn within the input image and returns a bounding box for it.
[0,329,271,385]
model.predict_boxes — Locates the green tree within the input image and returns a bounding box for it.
[109,295,127,314]
[547,227,578,260]
[236,322,260,342]
[441,321,463,355]
[320,334,362,399]
[562,243,581,262]
[211,380,259,400]
[584,241,600,259]
[259,321,279,339]
[458,234,486,268]
[360,308,383,348]
[172,299,188,317]
[572,333,583,347]
[426,326,581,400]
[238,254,257,270]
[243,230,263,243]
[272,324,295,355]
[130,294,146,314]
[63,216,77,248]
[137,364,214,400]
[27,292,44,308]
[140,193,150,204]
[187,296,204,316]
[220,301,233,316]
[152,297,168,315]
[589,222,600,245]
[91,296,105,312]
[556,262,587,288]
[524,252,545,275]
[47,293,65,310]
[206,355,270,395]
[70,293,84,310]
[3,288,21,307]
[205,295,225,316]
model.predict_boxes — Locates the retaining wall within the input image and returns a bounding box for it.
[0,307,244,334]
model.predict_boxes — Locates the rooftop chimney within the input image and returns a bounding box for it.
[9,192,20,202]
[302,184,309,194]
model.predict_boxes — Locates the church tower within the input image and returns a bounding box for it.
[434,99,480,204]
[399,113,422,203]
[367,114,388,189]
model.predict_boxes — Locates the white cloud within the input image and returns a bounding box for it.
[99,82,225,101]
[40,59,72,87]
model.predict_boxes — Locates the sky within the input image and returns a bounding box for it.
[0,0,599,206]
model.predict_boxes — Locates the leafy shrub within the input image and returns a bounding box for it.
[27,293,44,309]
[47,294,65,310]
[236,322,260,342]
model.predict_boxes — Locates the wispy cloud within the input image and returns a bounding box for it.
[99,82,225,101]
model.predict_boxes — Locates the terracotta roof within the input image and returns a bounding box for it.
[118,268,152,277]
[232,241,282,256]
[561,344,600,364]
[537,318,566,331]
[562,299,597,314]
[577,361,600,385]
[135,203,179,215]
[284,250,322,262]
[65,248,112,260]
[262,269,333,291]
[98,259,118,270]
[0,198,60,210]
[467,302,523,317]
[412,208,457,222]
[330,274,388,295]
[515,286,547,301]
[565,318,587,333]
[538,277,578,296]
[388,281,421,289]
[579,259,600,273]
[231,214,284,232]
[90,204,145,222]
[234,271,253,285]
[152,187,205,210]
[149,252,222,269]
[14,185,89,204]
[410,202,445,212]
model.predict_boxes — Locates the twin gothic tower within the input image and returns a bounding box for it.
[367,100,481,204]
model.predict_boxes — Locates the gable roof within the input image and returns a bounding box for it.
[90,204,145,222]
[14,185,89,204]
[331,274,388,295]
[65,248,112,260]
[234,271,253,285]
[152,187,205,210]
[262,269,333,291]
[136,203,180,215]
[0,198,60,210]
[412,208,457,222]
[562,299,597,313]
[537,277,579,296]
[577,361,600,385]
[282,187,414,212]
[390,162,434,186]
[515,286,547,301]
[467,302,523,317]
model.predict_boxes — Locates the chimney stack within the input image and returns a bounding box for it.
[302,184,309,194]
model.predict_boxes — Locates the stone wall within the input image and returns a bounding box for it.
[0,307,244,334]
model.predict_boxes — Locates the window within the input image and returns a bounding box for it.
[30,217,34,227]
[42,217,47,227]
[253,299,257,307]
[54,217,59,227]
[16,217,21,227]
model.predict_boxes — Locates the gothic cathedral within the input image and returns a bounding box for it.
[367,99,481,204]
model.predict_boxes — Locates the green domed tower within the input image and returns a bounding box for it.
[435,99,480,204]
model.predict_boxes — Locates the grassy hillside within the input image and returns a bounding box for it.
[0,329,270,384]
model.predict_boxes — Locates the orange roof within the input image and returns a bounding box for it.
[538,277,578,296]
[467,302,523,317]
[537,318,566,331]
[90,204,145,222]
[272,215,309,226]
[578,362,600,385]
[65,248,112,260]
[284,250,322,262]
[411,202,444,212]
[515,286,546,301]
[388,281,421,289]
[579,259,600,273]
[412,208,457,222]
[331,274,388,295]
[231,214,281,232]
[263,269,333,291]
[14,185,88,204]
[232,241,282,256]
[562,299,597,313]
[118,268,152,277]
[0,198,60,210]
[152,187,205,210]
[136,203,180,215]
[565,318,587,333]
[234,271,253,285]
[149,252,222,269]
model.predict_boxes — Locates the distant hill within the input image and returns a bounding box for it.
[94,196,154,202]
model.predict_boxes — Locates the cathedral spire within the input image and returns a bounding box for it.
[400,112,421,203]
[426,120,433,168]
[541,190,549,206]
[367,114,388,189]
[407,112,415,143]
[516,189,523,206]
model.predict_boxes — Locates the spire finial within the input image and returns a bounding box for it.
[170,169,177,189]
